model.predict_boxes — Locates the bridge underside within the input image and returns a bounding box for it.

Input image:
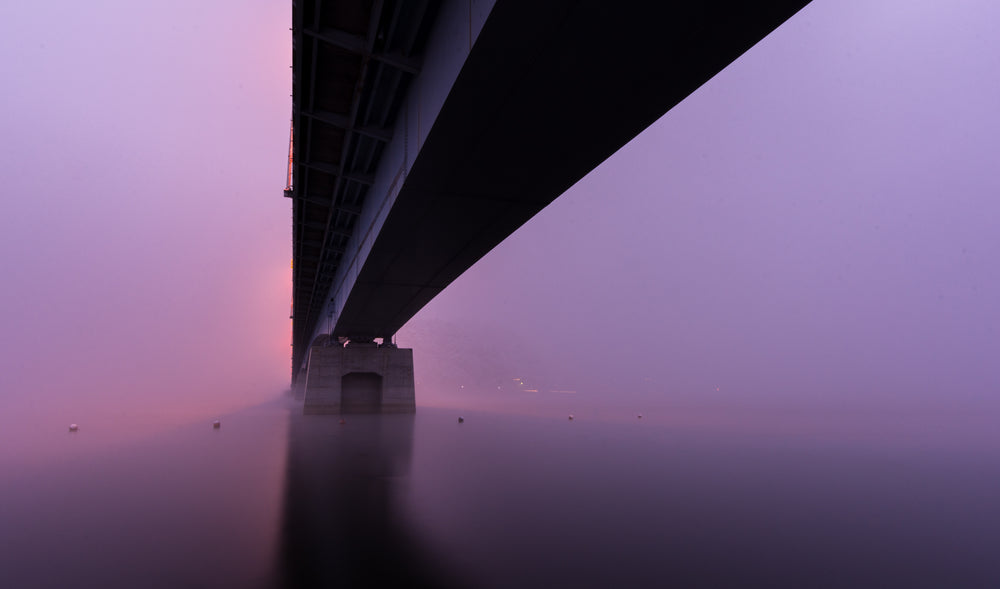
[289,0,811,377]
[289,0,441,375]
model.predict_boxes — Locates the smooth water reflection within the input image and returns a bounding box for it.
[0,400,288,588]
[280,410,464,588]
[404,408,1000,588]
[3,397,1000,588]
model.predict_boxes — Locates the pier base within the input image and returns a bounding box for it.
[302,340,416,414]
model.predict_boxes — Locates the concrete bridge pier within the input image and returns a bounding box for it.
[302,336,416,415]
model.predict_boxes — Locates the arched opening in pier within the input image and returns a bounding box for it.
[341,372,382,412]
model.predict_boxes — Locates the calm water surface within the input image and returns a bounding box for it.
[2,397,999,588]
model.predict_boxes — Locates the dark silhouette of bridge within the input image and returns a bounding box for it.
[286,0,811,411]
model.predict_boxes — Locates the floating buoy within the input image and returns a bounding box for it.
[637,414,643,419]
[68,424,79,432]
[568,414,574,421]
[458,416,464,423]
[339,418,346,425]
[212,420,221,429]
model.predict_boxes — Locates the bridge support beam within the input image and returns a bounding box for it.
[302,340,416,415]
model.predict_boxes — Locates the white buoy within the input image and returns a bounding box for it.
[68,424,79,432]
[458,416,465,423]
[212,420,221,429]
[568,414,574,421]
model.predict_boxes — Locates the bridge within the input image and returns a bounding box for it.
[286,0,811,413]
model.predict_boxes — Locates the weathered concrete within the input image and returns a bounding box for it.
[302,341,415,415]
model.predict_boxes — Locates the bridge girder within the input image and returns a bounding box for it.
[288,0,439,375]
[287,0,812,379]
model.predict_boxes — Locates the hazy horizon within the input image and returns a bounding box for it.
[3,0,1000,444]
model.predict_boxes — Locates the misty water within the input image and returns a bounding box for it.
[3,396,1000,588]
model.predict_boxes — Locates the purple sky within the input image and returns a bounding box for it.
[2,0,999,431]
[404,0,1000,416]
[0,0,293,426]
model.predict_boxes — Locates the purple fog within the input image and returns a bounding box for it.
[2,1,1000,587]
[404,0,1000,425]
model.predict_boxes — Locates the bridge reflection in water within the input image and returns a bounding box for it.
[279,410,465,588]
